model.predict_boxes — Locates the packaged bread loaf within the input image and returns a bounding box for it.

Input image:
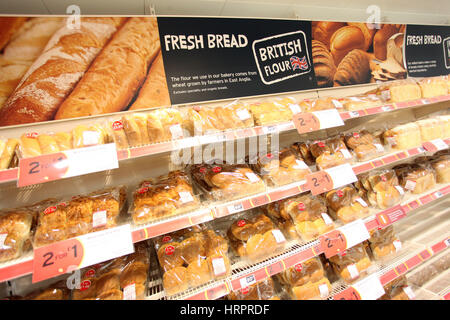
[228,277,280,300]
[265,194,334,241]
[155,225,230,296]
[416,117,445,142]
[298,97,342,112]
[34,186,126,247]
[374,79,422,103]
[431,155,450,183]
[325,186,370,223]
[358,169,404,209]
[190,162,265,201]
[367,226,402,261]
[383,122,422,151]
[225,211,287,263]
[72,242,150,300]
[0,138,18,169]
[435,115,450,138]
[328,243,372,283]
[22,280,70,300]
[248,100,293,126]
[277,257,332,300]
[418,76,448,98]
[0,207,33,262]
[55,17,160,119]
[249,147,311,187]
[339,93,382,111]
[344,130,385,162]
[72,124,108,149]
[0,17,126,126]
[394,164,436,194]
[132,170,199,225]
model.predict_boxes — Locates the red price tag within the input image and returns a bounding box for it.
[319,229,347,258]
[32,238,83,283]
[334,287,361,300]
[18,153,69,187]
[293,113,320,134]
[306,171,334,195]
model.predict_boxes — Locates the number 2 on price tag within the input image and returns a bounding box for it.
[320,229,347,258]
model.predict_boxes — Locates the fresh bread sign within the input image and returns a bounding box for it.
[253,31,313,85]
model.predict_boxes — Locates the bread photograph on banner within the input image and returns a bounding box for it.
[312,21,406,87]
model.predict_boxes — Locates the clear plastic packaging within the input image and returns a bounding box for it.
[189,162,265,201]
[344,130,386,162]
[0,208,33,262]
[131,170,200,225]
[33,186,127,247]
[430,155,450,183]
[382,122,422,151]
[357,169,404,209]
[224,211,287,263]
[72,241,150,300]
[249,147,311,187]
[379,276,411,300]
[155,224,231,296]
[328,243,372,284]
[435,115,450,138]
[0,138,18,169]
[22,280,70,300]
[367,226,402,261]
[72,123,109,149]
[371,78,422,103]
[416,117,445,142]
[266,194,334,242]
[277,257,332,300]
[394,163,436,194]
[298,97,342,112]
[339,94,383,111]
[325,186,370,224]
[418,76,448,98]
[227,277,280,300]
[248,100,293,126]
[293,135,353,171]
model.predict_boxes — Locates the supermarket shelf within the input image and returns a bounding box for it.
[1,94,448,186]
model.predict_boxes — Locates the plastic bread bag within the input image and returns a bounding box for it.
[182,105,223,135]
[72,122,109,149]
[273,96,303,115]
[189,161,266,201]
[262,202,298,240]
[325,185,370,224]
[0,138,18,169]
[87,186,127,232]
[277,257,332,300]
[18,132,42,158]
[145,107,185,144]
[154,224,230,296]
[339,93,383,111]
[248,100,292,126]
[367,225,402,261]
[132,170,200,225]
[22,279,70,300]
[416,116,445,142]
[434,114,450,138]
[227,277,279,300]
[379,276,412,300]
[249,147,311,187]
[72,242,150,300]
[382,121,422,151]
[369,78,421,103]
[417,76,448,98]
[109,119,130,150]
[430,154,450,183]
[213,100,255,130]
[276,194,334,242]
[359,169,404,209]
[0,207,34,262]
[344,129,386,162]
[328,243,372,284]
[223,210,287,263]
[298,97,343,112]
[393,163,436,195]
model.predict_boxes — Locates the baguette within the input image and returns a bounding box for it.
[0,17,125,126]
[129,50,170,110]
[55,17,161,119]
[0,17,28,51]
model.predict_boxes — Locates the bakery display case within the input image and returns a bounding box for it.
[0,6,448,302]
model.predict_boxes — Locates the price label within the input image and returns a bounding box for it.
[18,144,118,187]
[349,111,360,118]
[352,274,385,300]
[376,205,405,228]
[293,112,320,134]
[444,238,450,247]
[239,274,256,289]
[32,224,133,283]
[334,287,361,300]
[422,139,448,152]
[227,203,244,214]
[307,163,357,195]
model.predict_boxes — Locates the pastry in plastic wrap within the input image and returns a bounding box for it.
[72,124,108,149]
[250,147,311,186]
[190,163,265,201]
[418,77,448,98]
[278,257,331,300]
[325,186,370,223]
[339,94,382,111]
[431,155,450,183]
[367,226,402,260]
[19,133,42,158]
[37,134,60,155]
[298,97,341,112]
[0,138,18,169]
[0,208,33,262]
[228,277,278,300]
[155,225,230,296]
[226,211,286,262]
[34,186,126,247]
[54,132,73,151]
[344,130,385,162]
[435,115,450,138]
[248,100,293,126]
[416,117,445,142]
[329,243,372,283]
[23,280,70,300]
[374,79,422,103]
[394,164,436,194]
[132,170,199,224]
[383,122,422,151]
[358,169,404,209]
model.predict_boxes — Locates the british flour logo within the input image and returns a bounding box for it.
[252,30,312,85]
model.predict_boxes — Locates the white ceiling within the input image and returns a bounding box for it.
[0,0,449,25]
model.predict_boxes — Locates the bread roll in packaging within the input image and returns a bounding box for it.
[298,97,342,112]
[223,210,287,263]
[416,117,445,142]
[431,155,450,183]
[249,147,311,187]
[131,170,200,225]
[33,186,127,247]
[339,93,382,111]
[325,186,370,224]
[248,99,293,126]
[367,225,402,261]
[190,162,266,201]
[227,277,281,300]
[328,243,372,284]
[154,224,230,296]
[277,257,332,300]
[344,130,386,162]
[22,280,70,300]
[379,276,412,300]
[394,164,436,195]
[0,138,18,169]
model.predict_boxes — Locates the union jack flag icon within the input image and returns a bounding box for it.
[290,56,308,71]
